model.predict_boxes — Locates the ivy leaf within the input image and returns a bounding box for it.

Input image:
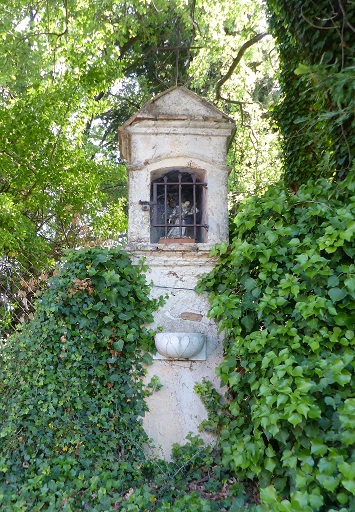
[344,277,355,292]
[113,340,124,351]
[294,63,311,75]
[315,474,340,492]
[328,287,347,302]
[342,480,355,494]
[241,314,255,332]
[339,461,355,481]
[288,413,302,427]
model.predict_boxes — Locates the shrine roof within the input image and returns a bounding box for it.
[120,86,236,127]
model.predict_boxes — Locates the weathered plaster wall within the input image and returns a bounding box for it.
[129,247,224,459]
[120,87,235,459]
[126,121,233,168]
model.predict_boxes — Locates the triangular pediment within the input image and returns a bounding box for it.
[123,86,234,126]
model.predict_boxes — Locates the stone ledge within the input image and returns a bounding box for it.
[125,242,219,253]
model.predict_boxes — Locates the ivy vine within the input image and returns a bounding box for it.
[0,246,252,511]
[266,0,355,185]
[198,173,355,511]
[0,247,161,509]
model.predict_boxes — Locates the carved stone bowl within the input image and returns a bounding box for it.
[155,332,206,360]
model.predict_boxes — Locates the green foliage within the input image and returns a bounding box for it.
[0,246,253,510]
[0,0,193,262]
[0,0,281,264]
[0,76,127,261]
[188,0,282,205]
[0,246,160,509]
[198,174,355,511]
[155,436,249,511]
[194,379,225,434]
[266,0,355,185]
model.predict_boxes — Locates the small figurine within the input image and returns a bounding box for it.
[167,201,198,238]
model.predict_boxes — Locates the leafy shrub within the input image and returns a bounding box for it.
[0,246,251,511]
[198,174,355,511]
[0,246,160,510]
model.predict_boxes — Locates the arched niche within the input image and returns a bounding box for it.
[149,167,208,244]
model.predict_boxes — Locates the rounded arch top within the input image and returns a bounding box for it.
[128,155,230,176]
[126,157,230,247]
[150,165,206,183]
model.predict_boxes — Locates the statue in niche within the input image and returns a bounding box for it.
[151,170,205,243]
[167,201,199,238]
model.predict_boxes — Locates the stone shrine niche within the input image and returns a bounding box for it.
[118,87,236,459]
[149,168,207,244]
[119,86,236,249]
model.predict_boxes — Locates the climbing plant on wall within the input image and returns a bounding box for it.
[0,245,257,510]
[198,173,355,511]
[0,246,161,509]
[265,0,355,186]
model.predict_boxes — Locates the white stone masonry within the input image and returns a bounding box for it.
[119,86,235,458]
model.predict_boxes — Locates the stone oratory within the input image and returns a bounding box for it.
[119,86,236,458]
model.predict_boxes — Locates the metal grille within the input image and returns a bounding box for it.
[150,171,207,241]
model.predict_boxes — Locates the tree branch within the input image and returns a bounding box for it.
[301,4,339,30]
[155,45,202,51]
[31,0,69,38]
[216,33,270,102]
[338,0,355,33]
[118,35,141,60]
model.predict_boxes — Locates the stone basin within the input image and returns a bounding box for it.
[155,332,206,360]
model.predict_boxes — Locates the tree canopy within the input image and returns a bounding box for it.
[0,0,280,263]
